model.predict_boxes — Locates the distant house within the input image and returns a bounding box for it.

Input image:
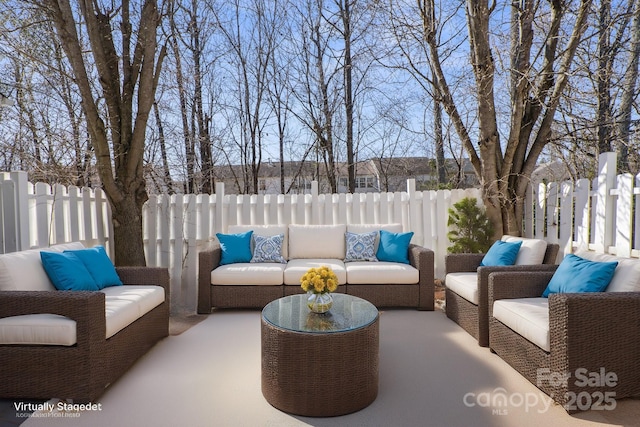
[370,157,478,192]
[211,157,478,195]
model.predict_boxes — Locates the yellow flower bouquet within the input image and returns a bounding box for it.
[300,266,339,294]
[301,266,338,313]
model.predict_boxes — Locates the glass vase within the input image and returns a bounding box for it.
[307,291,333,313]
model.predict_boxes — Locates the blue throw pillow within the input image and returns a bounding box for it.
[250,234,286,263]
[40,251,99,291]
[542,254,618,297]
[65,246,123,289]
[376,230,414,264]
[345,231,378,262]
[480,240,523,266]
[216,231,254,265]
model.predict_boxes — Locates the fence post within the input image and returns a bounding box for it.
[615,173,633,258]
[593,152,617,253]
[311,181,319,224]
[0,172,29,251]
[215,182,225,233]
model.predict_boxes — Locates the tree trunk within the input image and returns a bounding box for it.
[617,0,640,172]
[153,101,173,193]
[110,192,146,266]
[43,0,164,266]
[433,98,446,185]
[597,0,613,154]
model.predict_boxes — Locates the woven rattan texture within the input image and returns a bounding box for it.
[0,266,169,402]
[445,244,559,347]
[488,270,640,412]
[261,316,379,416]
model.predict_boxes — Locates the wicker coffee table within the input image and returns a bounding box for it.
[261,293,379,417]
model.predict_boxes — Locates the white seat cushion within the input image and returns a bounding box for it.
[501,235,548,265]
[575,250,640,292]
[229,225,289,259]
[288,224,346,259]
[211,263,285,285]
[102,285,165,339]
[284,259,346,285]
[493,297,550,352]
[445,272,479,305]
[346,261,418,284]
[0,314,76,346]
[0,284,164,345]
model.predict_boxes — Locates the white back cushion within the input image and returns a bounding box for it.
[346,224,403,253]
[288,224,346,259]
[501,235,548,265]
[575,250,640,292]
[228,224,288,259]
[0,242,87,291]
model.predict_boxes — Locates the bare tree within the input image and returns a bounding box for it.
[617,0,640,171]
[40,0,166,265]
[422,0,593,236]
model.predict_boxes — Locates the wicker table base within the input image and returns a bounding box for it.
[261,296,379,417]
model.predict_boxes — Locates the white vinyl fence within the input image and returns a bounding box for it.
[524,152,640,260]
[0,172,480,313]
[7,152,636,314]
[144,181,481,312]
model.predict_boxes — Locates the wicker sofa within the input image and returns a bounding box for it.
[445,236,559,347]
[198,223,434,312]
[0,242,169,402]
[488,250,640,412]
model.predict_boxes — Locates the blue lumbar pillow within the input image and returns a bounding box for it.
[542,254,618,297]
[40,251,99,291]
[376,229,414,264]
[65,246,123,289]
[216,231,254,265]
[480,240,523,266]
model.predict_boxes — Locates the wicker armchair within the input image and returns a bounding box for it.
[445,240,559,346]
[488,270,640,412]
[0,266,170,402]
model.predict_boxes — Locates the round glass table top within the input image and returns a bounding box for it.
[262,293,378,334]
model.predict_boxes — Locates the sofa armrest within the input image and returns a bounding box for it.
[116,266,170,301]
[198,243,221,314]
[0,290,106,347]
[488,271,556,316]
[548,292,640,395]
[445,253,485,274]
[408,244,435,310]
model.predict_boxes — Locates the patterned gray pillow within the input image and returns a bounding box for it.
[344,231,378,262]
[250,234,286,263]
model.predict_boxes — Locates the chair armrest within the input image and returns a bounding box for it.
[548,292,640,394]
[116,267,170,301]
[473,264,557,346]
[0,290,106,347]
[479,264,558,307]
[408,244,435,310]
[445,253,485,274]
[488,271,556,316]
[198,243,221,314]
